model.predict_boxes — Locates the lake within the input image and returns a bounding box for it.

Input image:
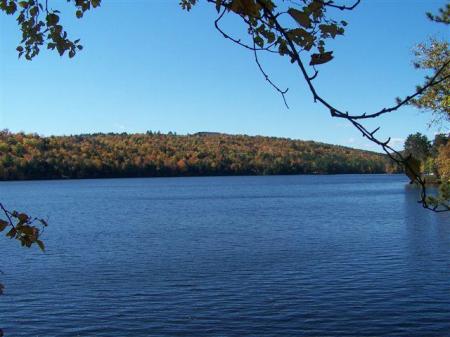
[0,175,449,336]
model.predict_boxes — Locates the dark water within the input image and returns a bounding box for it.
[0,175,449,337]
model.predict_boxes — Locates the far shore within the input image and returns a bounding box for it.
[0,173,405,184]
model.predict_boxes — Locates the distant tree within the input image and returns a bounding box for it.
[402,132,449,207]
[426,140,450,207]
[404,133,431,163]
[431,133,448,158]
[0,131,395,179]
[1,0,449,212]
[436,141,450,182]
[433,133,449,149]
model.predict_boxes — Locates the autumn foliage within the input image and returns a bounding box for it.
[0,130,399,180]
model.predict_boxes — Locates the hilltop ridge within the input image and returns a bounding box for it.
[0,130,400,180]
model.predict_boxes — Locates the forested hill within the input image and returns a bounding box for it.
[0,130,400,180]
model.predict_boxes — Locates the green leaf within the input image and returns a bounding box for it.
[6,227,16,239]
[5,1,17,14]
[254,35,264,48]
[36,239,45,252]
[288,8,311,28]
[310,51,333,65]
[215,0,222,13]
[0,219,8,232]
[230,0,260,17]
[319,24,342,38]
[288,28,314,51]
[46,13,59,26]
[306,1,323,18]
[29,6,38,16]
[278,39,288,56]
[18,1,29,9]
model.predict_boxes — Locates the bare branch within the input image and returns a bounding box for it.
[252,0,449,212]
[252,32,290,108]
[322,0,361,11]
[214,7,278,54]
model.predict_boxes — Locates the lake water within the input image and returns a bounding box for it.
[0,175,449,336]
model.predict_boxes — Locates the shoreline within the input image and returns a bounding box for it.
[0,172,405,183]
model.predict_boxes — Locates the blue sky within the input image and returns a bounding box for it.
[0,0,448,151]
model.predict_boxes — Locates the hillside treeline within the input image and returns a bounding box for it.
[0,130,400,180]
[404,133,449,183]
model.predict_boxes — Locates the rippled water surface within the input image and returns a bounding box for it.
[0,175,449,336]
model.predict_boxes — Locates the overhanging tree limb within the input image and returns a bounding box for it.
[1,0,449,211]
[204,0,449,211]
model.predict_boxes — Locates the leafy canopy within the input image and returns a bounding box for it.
[0,203,47,251]
[2,0,348,67]
[0,0,100,60]
[404,133,431,163]
[409,40,449,127]
[181,0,349,67]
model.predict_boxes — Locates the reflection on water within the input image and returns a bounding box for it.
[404,184,450,280]
[0,175,449,337]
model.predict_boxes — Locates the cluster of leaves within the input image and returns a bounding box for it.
[404,133,434,163]
[0,0,100,60]
[183,0,348,67]
[399,6,449,211]
[0,130,399,180]
[426,3,449,25]
[0,203,47,250]
[408,39,449,127]
[0,203,46,336]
